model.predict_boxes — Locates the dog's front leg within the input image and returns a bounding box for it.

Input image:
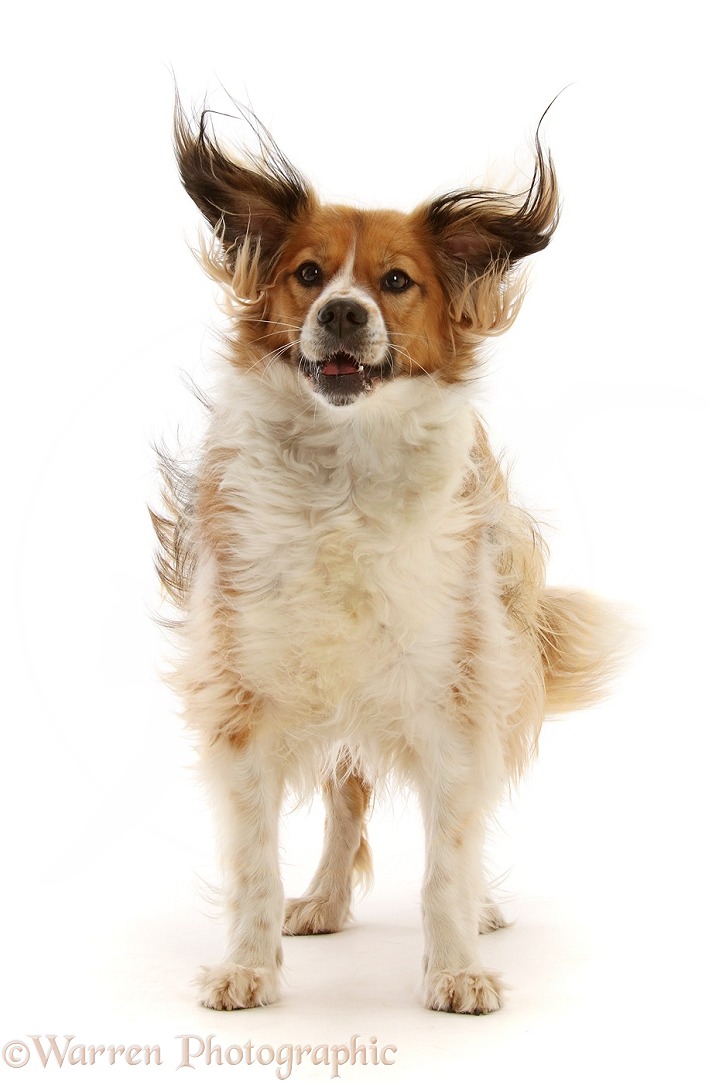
[197,736,284,1010]
[417,746,503,1014]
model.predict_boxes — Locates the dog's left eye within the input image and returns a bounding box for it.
[296,261,323,287]
[381,268,412,292]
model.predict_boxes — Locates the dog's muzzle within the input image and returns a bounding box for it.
[299,292,393,406]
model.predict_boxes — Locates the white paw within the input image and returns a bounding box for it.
[425,968,503,1015]
[478,901,509,934]
[283,894,349,935]
[198,963,280,1010]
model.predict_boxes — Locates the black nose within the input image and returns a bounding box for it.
[317,297,368,342]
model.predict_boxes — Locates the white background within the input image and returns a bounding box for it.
[1,2,724,1080]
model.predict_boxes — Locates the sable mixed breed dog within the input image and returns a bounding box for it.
[153,102,621,1014]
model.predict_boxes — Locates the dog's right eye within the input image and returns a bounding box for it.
[295,262,323,287]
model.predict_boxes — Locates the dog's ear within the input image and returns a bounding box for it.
[173,103,314,272]
[417,137,559,332]
[423,138,559,272]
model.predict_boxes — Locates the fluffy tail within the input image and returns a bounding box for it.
[538,588,630,714]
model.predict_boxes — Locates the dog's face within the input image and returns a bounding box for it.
[175,109,558,407]
[270,206,454,406]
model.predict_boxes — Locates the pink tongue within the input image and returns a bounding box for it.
[322,358,360,376]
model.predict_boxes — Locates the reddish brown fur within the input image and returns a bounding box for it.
[172,103,558,397]
[255,207,462,379]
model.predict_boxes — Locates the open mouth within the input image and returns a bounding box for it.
[299,351,394,405]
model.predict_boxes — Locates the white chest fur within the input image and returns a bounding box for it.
[190,367,490,742]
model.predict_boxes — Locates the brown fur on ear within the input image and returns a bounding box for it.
[416,121,559,335]
[423,131,559,271]
[173,98,315,274]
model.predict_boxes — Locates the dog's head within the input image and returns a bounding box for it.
[175,106,558,407]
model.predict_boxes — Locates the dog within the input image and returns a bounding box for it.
[152,101,622,1015]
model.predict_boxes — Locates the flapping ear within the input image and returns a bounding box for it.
[173,101,315,274]
[425,137,559,269]
[417,132,559,334]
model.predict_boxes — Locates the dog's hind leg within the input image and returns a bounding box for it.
[478,887,509,933]
[284,754,372,935]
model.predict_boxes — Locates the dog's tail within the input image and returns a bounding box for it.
[537,588,630,714]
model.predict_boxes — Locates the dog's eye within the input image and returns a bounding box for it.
[296,261,323,287]
[381,268,412,292]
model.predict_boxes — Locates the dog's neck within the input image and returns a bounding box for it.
[207,362,480,521]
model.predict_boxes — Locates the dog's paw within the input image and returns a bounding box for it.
[283,894,349,935]
[478,901,509,934]
[424,968,503,1015]
[198,963,279,1011]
